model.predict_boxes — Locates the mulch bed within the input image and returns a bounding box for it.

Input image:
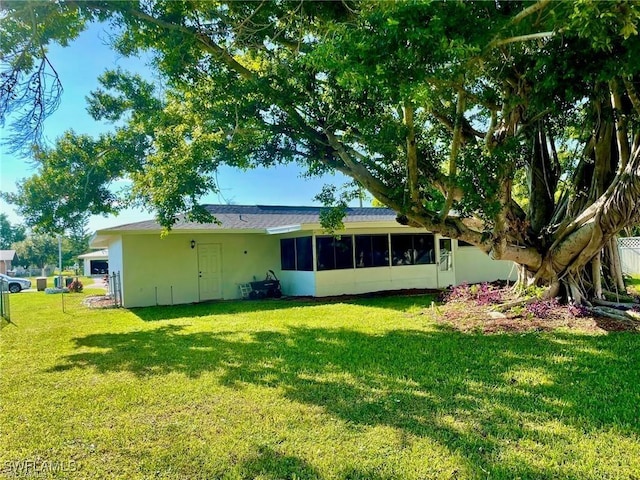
[83,295,119,309]
[431,302,637,334]
[431,287,640,334]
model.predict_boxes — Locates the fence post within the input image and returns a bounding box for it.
[119,271,122,307]
[0,279,10,322]
[109,271,122,308]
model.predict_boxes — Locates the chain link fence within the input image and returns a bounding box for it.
[0,278,10,322]
[108,271,123,308]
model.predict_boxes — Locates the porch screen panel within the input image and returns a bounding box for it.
[316,236,354,270]
[390,234,435,265]
[334,236,353,269]
[316,237,335,271]
[280,238,295,270]
[391,234,414,265]
[355,235,389,268]
[414,234,435,264]
[295,237,313,271]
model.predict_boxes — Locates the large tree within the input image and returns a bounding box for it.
[0,214,26,250]
[12,229,89,271]
[2,1,640,303]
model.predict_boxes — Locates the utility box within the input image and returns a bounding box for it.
[36,277,47,291]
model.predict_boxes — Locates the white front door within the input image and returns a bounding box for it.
[437,238,456,288]
[198,244,222,301]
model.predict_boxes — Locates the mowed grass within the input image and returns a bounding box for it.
[628,274,640,295]
[1,290,639,479]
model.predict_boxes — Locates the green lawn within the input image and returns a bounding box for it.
[628,275,640,296]
[1,290,639,479]
[26,275,96,290]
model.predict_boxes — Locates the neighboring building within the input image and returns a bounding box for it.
[0,250,17,275]
[90,205,516,308]
[78,249,109,276]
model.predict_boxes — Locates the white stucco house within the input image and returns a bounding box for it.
[78,249,109,276]
[0,250,17,275]
[90,204,516,308]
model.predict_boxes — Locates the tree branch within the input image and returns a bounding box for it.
[610,78,630,171]
[490,31,554,48]
[439,89,466,221]
[510,0,552,25]
[323,129,398,209]
[403,101,420,205]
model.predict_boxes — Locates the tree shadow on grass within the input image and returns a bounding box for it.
[236,445,321,480]
[51,324,640,478]
[131,294,437,321]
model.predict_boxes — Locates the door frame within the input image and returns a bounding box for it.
[197,243,223,301]
[436,237,456,288]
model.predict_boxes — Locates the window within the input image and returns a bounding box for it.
[355,235,389,268]
[280,236,313,271]
[296,237,313,271]
[280,238,295,270]
[316,236,354,270]
[390,234,435,265]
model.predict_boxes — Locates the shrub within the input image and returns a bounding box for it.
[44,287,69,294]
[442,282,502,306]
[68,279,83,293]
[524,298,560,319]
[474,282,503,306]
[441,283,471,302]
[568,303,590,318]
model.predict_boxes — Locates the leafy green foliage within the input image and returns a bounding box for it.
[2,291,640,479]
[12,234,60,269]
[2,0,640,300]
[0,214,26,249]
[12,230,88,269]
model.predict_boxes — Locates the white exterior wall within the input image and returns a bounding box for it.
[82,256,108,276]
[83,258,91,275]
[117,232,279,308]
[107,226,518,308]
[454,244,517,284]
[108,238,124,278]
[278,271,316,296]
[106,238,125,304]
[315,265,439,297]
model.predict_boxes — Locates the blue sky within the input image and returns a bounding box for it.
[0,23,359,233]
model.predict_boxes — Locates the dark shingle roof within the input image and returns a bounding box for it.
[98,205,399,233]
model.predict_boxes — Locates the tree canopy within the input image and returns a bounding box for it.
[2,0,640,302]
[11,229,89,270]
[0,213,26,250]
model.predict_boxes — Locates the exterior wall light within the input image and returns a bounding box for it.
[190,240,196,249]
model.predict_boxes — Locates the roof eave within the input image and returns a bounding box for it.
[266,224,302,235]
